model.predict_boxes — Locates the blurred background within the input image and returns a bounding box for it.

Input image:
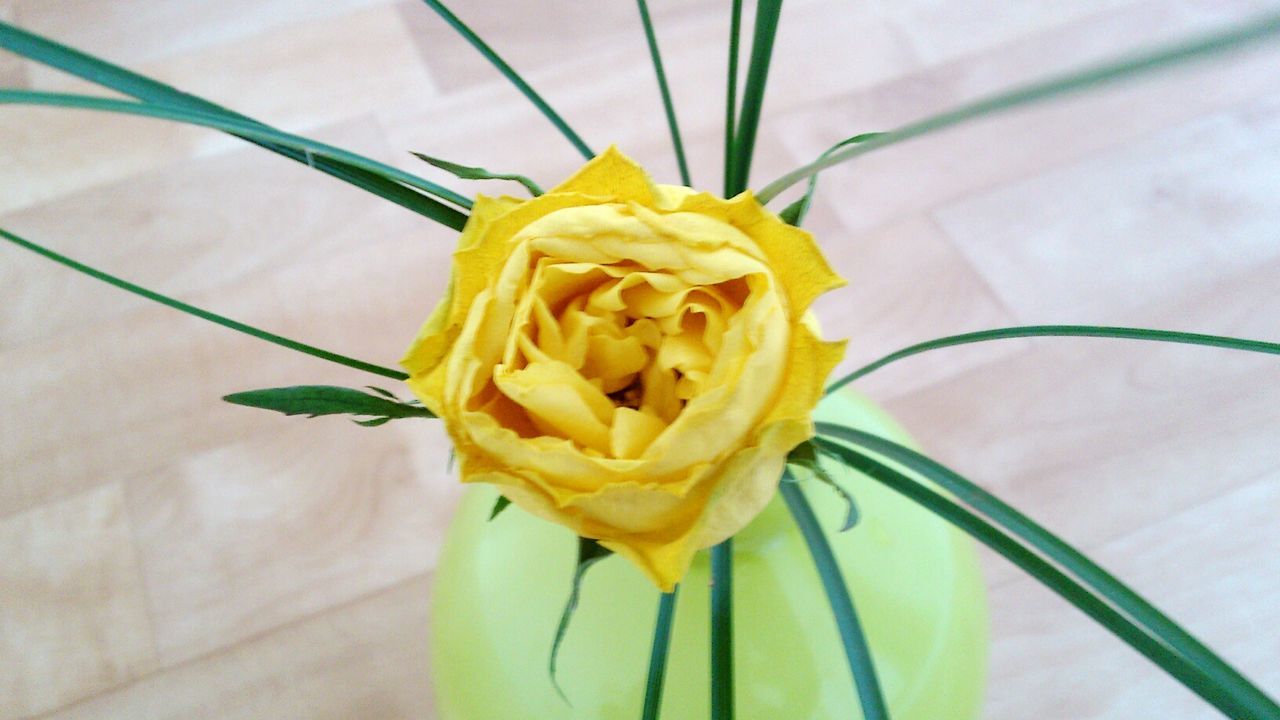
[1,0,1278,717]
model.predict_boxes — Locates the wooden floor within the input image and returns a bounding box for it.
[2,1,1278,718]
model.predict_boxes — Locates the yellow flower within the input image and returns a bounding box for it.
[402,147,846,590]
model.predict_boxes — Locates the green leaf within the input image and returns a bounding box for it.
[776,132,885,227]
[0,21,471,230]
[0,90,472,213]
[709,539,734,720]
[223,386,435,421]
[726,0,784,196]
[756,12,1280,203]
[641,588,679,720]
[420,0,594,160]
[722,0,744,196]
[489,495,512,521]
[813,427,1280,718]
[366,386,407,402]
[0,226,408,380]
[410,152,544,196]
[549,537,614,703]
[636,0,692,186]
[779,476,889,720]
[826,325,1280,396]
[788,441,859,531]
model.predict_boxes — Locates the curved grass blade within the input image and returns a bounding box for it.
[779,476,888,720]
[723,0,744,196]
[726,0,784,196]
[420,0,593,160]
[549,537,613,703]
[223,385,434,421]
[788,440,859,531]
[636,0,692,186]
[1,226,408,381]
[811,436,1260,718]
[778,132,884,226]
[825,325,1280,396]
[0,20,470,229]
[0,90,473,212]
[641,588,680,720]
[756,12,1280,204]
[710,539,734,720]
[815,424,1280,718]
[409,152,543,196]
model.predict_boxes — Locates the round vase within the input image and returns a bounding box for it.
[430,389,988,719]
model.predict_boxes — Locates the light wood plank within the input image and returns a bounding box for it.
[0,484,156,719]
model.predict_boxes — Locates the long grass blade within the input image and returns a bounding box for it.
[810,435,1260,718]
[710,539,734,720]
[723,0,744,196]
[0,90,472,210]
[815,424,1280,718]
[779,477,889,720]
[825,325,1280,396]
[1,226,408,381]
[756,12,1280,204]
[726,0,784,196]
[0,20,470,229]
[636,0,692,186]
[420,0,593,160]
[641,588,680,720]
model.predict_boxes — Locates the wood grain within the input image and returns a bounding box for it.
[1,1,1277,717]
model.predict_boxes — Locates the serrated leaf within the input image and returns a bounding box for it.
[788,440,859,531]
[223,385,435,421]
[411,152,544,196]
[489,495,512,521]
[352,416,393,427]
[549,537,613,703]
[365,385,399,400]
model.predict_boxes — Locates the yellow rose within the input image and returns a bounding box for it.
[402,148,846,591]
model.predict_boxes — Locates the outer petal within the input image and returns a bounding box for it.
[548,145,657,203]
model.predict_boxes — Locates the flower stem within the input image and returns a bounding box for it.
[641,588,679,720]
[710,540,734,720]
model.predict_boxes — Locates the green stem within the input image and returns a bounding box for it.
[727,0,784,196]
[709,539,734,720]
[420,0,594,160]
[0,20,469,229]
[816,425,1280,719]
[779,479,889,720]
[723,0,743,196]
[636,0,692,186]
[812,436,1260,719]
[756,12,1280,204]
[826,325,1280,396]
[641,588,679,720]
[1,226,408,381]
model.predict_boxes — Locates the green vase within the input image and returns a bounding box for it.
[430,389,988,719]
